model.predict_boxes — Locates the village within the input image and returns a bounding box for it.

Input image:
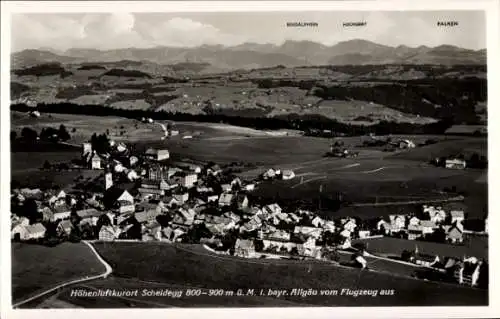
[11,134,488,289]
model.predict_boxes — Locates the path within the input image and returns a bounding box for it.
[12,241,113,309]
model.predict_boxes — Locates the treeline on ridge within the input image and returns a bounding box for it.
[11,102,455,136]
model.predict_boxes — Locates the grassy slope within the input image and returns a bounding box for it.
[93,242,487,306]
[11,242,107,303]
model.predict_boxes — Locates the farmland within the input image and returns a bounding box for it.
[89,242,486,306]
[12,111,487,219]
[11,242,107,304]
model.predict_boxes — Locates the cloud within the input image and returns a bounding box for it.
[11,12,485,52]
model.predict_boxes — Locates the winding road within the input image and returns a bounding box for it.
[12,241,113,309]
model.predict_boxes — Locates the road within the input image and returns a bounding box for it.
[12,241,113,309]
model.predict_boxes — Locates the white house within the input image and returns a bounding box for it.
[451,210,465,224]
[90,153,103,170]
[445,159,466,170]
[282,170,295,180]
[180,173,198,188]
[12,223,46,241]
[145,148,170,161]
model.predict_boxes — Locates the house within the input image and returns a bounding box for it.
[294,226,323,239]
[230,177,242,188]
[263,203,282,216]
[90,152,103,169]
[206,194,219,203]
[407,216,420,227]
[206,164,222,176]
[221,184,232,193]
[173,192,189,204]
[282,170,295,180]
[77,208,105,226]
[445,159,466,169]
[342,218,357,232]
[447,224,464,243]
[454,260,482,286]
[218,193,234,207]
[451,210,465,224]
[262,168,276,180]
[234,239,256,258]
[323,220,336,232]
[235,194,249,210]
[297,237,321,258]
[99,225,121,241]
[12,223,46,241]
[244,183,256,192]
[311,216,324,228]
[176,208,196,226]
[427,207,447,224]
[103,188,135,210]
[145,148,170,161]
[179,173,198,188]
[57,220,74,236]
[398,139,415,149]
[163,196,181,208]
[388,215,406,231]
[407,224,423,240]
[53,204,72,221]
[411,252,440,267]
[358,230,371,239]
[138,187,165,199]
[264,230,291,242]
[40,206,54,222]
[419,220,437,235]
[11,218,30,240]
[134,209,162,224]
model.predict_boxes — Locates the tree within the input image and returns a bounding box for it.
[21,127,38,142]
[21,198,42,223]
[10,131,17,141]
[401,249,413,261]
[43,160,51,170]
[58,124,71,141]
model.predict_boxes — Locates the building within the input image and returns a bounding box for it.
[398,139,416,149]
[282,170,295,180]
[90,153,103,169]
[420,220,437,235]
[180,173,198,188]
[218,193,234,207]
[77,208,106,226]
[234,239,256,258]
[99,225,121,241]
[451,210,465,224]
[105,172,113,190]
[454,260,482,286]
[445,159,466,169]
[407,224,423,240]
[12,223,46,241]
[236,194,249,210]
[53,204,71,221]
[138,187,165,200]
[82,142,92,160]
[145,148,170,161]
[447,224,464,243]
[57,220,74,236]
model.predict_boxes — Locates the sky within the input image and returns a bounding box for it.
[11,11,486,52]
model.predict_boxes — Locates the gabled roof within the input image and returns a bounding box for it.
[58,220,74,231]
[415,253,438,263]
[77,208,103,218]
[420,220,437,228]
[25,223,46,235]
[235,239,255,250]
[451,210,465,218]
[135,209,162,224]
[53,204,71,214]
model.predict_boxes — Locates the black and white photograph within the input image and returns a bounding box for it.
[2,1,498,317]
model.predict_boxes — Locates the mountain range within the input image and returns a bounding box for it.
[12,39,486,70]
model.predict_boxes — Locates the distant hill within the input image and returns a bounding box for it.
[12,39,486,70]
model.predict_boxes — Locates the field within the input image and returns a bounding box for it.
[12,242,107,304]
[87,242,486,306]
[353,236,488,260]
[12,112,487,219]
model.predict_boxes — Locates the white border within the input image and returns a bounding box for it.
[1,1,499,319]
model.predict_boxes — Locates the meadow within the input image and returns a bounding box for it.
[11,242,107,304]
[91,242,487,306]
